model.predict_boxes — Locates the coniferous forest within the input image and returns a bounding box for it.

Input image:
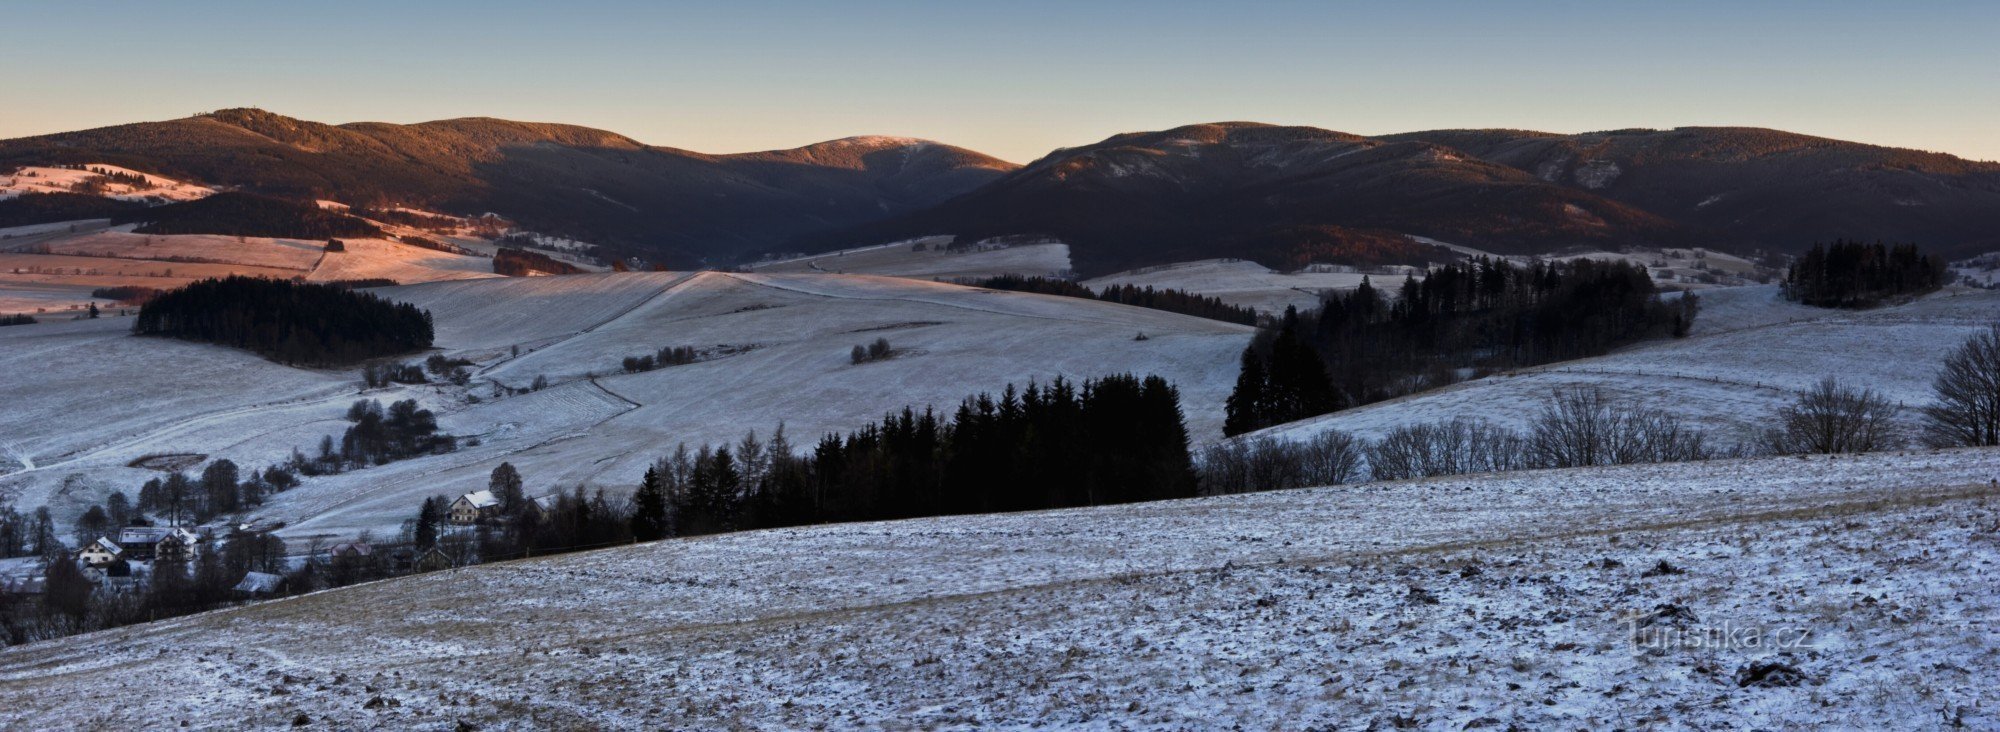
[1226,257,1696,435]
[111,192,384,239]
[493,247,584,276]
[1782,240,1946,308]
[439,373,1196,561]
[961,274,1260,325]
[133,276,434,366]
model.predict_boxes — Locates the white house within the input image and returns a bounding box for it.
[77,537,124,567]
[450,490,501,524]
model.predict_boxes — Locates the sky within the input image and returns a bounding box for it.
[2,0,1995,163]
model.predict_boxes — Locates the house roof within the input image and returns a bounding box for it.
[457,489,499,509]
[327,542,373,556]
[530,494,560,513]
[234,571,284,594]
[85,537,124,554]
[118,527,171,544]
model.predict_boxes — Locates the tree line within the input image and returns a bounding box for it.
[111,192,384,239]
[412,373,1195,562]
[960,274,1260,325]
[134,276,434,366]
[1225,257,1696,435]
[1782,240,1946,308]
[494,247,583,276]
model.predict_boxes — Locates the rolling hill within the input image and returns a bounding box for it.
[1386,127,2000,259]
[0,272,1252,539]
[0,109,1017,266]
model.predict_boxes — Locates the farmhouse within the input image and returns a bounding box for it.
[117,527,205,561]
[77,537,124,567]
[233,571,286,597]
[450,490,501,524]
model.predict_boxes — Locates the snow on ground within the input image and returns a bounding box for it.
[1083,258,1411,314]
[0,272,1251,540]
[1,448,1995,729]
[0,165,213,203]
[301,237,500,284]
[0,253,305,316]
[41,226,324,271]
[263,272,1250,539]
[750,237,1073,280]
[1251,285,2000,451]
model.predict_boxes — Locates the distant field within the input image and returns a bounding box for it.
[302,237,500,284]
[43,227,325,270]
[1084,258,1408,314]
[751,237,1072,280]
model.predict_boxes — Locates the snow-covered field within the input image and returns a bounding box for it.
[750,237,1073,280]
[1083,258,1405,314]
[1250,285,2000,449]
[0,272,1252,539]
[0,165,213,203]
[2,448,1994,729]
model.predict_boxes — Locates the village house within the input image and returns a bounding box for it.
[117,527,206,561]
[76,537,124,567]
[522,494,561,522]
[450,490,501,524]
[325,542,373,561]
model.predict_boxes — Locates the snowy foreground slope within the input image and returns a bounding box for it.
[0,272,1250,537]
[2,449,1997,729]
[1251,285,2000,449]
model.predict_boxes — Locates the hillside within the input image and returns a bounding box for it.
[0,109,1016,266]
[1246,285,2000,458]
[1,447,1993,728]
[0,272,1252,538]
[1387,127,2000,259]
[809,122,1699,275]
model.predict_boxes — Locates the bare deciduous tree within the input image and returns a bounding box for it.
[1924,325,2000,447]
[1764,377,1899,454]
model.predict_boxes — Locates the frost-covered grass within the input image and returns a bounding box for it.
[1,449,1994,729]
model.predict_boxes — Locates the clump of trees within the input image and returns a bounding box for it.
[961,274,1260,325]
[112,192,384,239]
[136,460,299,525]
[1782,241,1946,308]
[622,345,701,373]
[850,337,893,365]
[1924,325,2000,447]
[0,314,33,327]
[1225,258,1695,435]
[89,285,164,305]
[0,191,147,228]
[1196,432,1362,494]
[416,374,1195,564]
[299,399,455,472]
[362,361,428,388]
[493,247,583,276]
[1763,378,1899,454]
[134,276,434,366]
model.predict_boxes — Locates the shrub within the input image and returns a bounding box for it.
[1763,377,1899,454]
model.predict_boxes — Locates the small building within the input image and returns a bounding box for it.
[450,490,500,524]
[77,537,124,567]
[326,542,373,560]
[233,571,286,597]
[412,546,456,573]
[522,494,561,522]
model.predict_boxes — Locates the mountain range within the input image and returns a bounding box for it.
[5,110,1997,274]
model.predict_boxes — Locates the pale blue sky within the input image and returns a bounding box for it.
[3,0,1994,162]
